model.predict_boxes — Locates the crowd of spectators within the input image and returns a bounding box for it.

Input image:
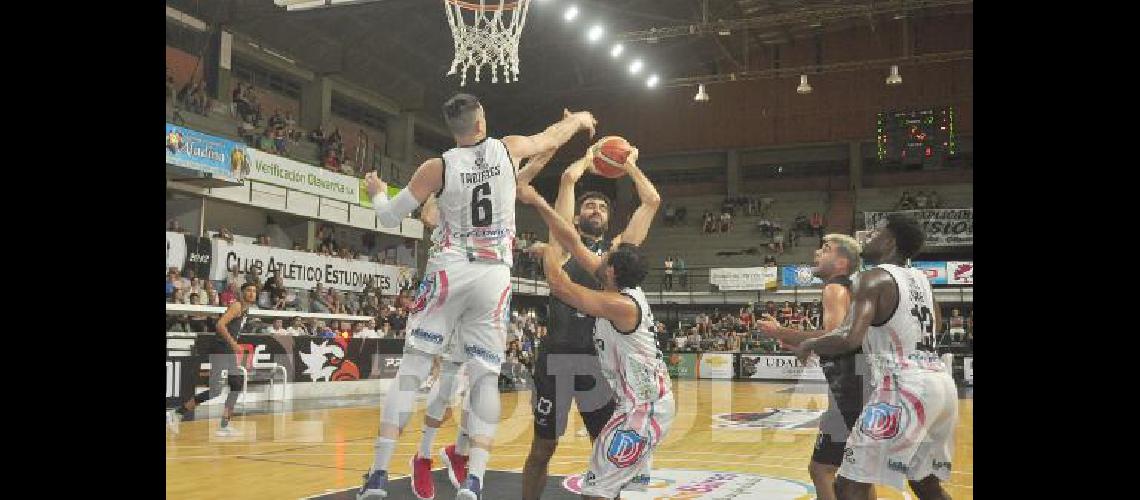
[896,190,941,210]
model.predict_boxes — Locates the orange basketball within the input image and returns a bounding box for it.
[591,136,632,178]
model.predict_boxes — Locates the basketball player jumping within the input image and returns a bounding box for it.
[757,234,872,500]
[795,215,958,500]
[357,93,597,500]
[167,282,257,437]
[521,144,661,500]
[517,167,673,500]
[414,151,559,500]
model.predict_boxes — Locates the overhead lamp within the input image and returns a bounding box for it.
[694,84,709,102]
[886,65,903,85]
[796,74,812,94]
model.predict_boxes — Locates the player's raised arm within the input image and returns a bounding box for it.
[540,241,639,332]
[518,184,604,276]
[611,147,660,247]
[502,109,597,166]
[367,158,442,228]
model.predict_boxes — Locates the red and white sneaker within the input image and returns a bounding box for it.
[409,454,435,500]
[439,444,468,489]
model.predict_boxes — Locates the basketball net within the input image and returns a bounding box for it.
[443,0,531,86]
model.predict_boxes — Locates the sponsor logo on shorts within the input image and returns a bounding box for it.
[562,469,812,499]
[859,402,904,440]
[410,273,439,314]
[888,459,909,474]
[535,396,553,416]
[843,447,856,464]
[605,429,648,468]
[711,409,824,430]
[465,344,502,365]
[933,460,952,472]
[410,328,445,344]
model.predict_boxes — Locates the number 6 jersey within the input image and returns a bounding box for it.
[864,264,946,383]
[432,137,517,266]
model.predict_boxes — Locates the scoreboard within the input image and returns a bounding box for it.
[876,107,957,166]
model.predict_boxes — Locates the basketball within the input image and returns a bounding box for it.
[591,136,632,178]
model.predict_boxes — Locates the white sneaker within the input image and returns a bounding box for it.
[215,425,242,438]
[166,410,182,435]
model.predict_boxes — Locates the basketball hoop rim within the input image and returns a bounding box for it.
[445,0,521,11]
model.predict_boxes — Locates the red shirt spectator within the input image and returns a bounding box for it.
[739,308,754,328]
[219,285,237,306]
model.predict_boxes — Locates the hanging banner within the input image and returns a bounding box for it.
[738,355,826,381]
[709,267,778,291]
[166,123,248,183]
[863,209,973,246]
[911,261,949,285]
[947,261,974,284]
[780,266,824,287]
[245,148,361,204]
[209,239,415,294]
[166,232,214,277]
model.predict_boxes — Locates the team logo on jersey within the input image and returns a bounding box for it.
[906,275,926,304]
[859,402,905,440]
[605,429,649,468]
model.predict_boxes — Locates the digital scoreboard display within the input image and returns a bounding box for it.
[876,107,957,166]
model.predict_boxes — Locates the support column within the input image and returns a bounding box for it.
[726,149,741,196]
[301,76,332,132]
[306,221,320,252]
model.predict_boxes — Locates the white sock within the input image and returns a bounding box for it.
[419,426,439,459]
[467,447,490,483]
[372,437,397,473]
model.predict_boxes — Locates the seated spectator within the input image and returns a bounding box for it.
[757,217,771,236]
[269,319,289,335]
[674,205,687,224]
[310,125,326,144]
[770,228,785,254]
[794,213,809,234]
[948,308,966,342]
[322,149,340,171]
[287,316,309,336]
[663,203,675,226]
[915,190,929,209]
[166,269,180,300]
[788,226,799,247]
[763,254,777,266]
[702,212,716,233]
[898,191,916,210]
[720,211,732,232]
[928,191,941,209]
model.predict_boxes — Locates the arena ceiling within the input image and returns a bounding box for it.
[168,0,972,137]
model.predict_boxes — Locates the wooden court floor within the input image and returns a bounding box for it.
[166,379,973,499]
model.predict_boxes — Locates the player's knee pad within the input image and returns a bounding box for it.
[426,361,462,421]
[380,349,435,429]
[463,363,501,440]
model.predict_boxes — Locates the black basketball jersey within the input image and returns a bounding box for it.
[215,303,249,351]
[817,275,866,409]
[542,235,612,355]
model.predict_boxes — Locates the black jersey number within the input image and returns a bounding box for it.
[910,305,934,335]
[471,182,492,226]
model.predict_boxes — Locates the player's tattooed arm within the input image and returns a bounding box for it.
[800,270,887,356]
[613,147,660,247]
[518,184,604,275]
[541,244,639,332]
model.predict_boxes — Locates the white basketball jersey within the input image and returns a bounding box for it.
[864,264,946,383]
[593,287,672,405]
[433,138,517,266]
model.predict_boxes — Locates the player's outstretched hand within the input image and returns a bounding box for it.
[789,341,814,365]
[565,108,597,138]
[621,146,640,171]
[364,171,387,198]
